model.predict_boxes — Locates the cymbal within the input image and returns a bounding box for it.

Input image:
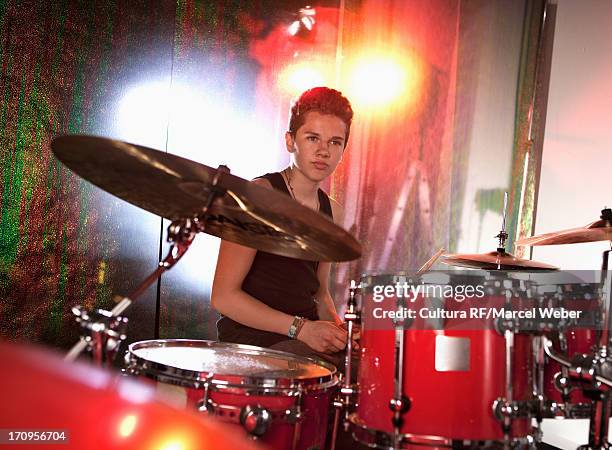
[442,249,558,271]
[51,135,361,262]
[517,208,612,246]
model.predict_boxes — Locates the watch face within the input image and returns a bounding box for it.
[288,316,304,338]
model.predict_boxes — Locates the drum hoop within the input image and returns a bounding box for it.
[126,339,337,390]
[358,271,546,298]
[358,271,489,288]
[348,413,534,448]
[348,413,452,448]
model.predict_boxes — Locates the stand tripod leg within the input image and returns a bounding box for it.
[579,390,611,450]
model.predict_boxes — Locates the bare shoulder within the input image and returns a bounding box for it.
[251,177,273,189]
[328,196,345,226]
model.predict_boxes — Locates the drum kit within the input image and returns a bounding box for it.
[339,200,612,449]
[4,134,610,449]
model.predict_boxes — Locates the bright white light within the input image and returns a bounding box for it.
[279,64,327,95]
[118,81,276,179]
[301,16,314,31]
[116,80,172,148]
[346,52,426,113]
[165,85,276,179]
[288,20,300,36]
[348,58,408,108]
[116,81,282,291]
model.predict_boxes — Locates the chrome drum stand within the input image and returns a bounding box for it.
[64,166,229,366]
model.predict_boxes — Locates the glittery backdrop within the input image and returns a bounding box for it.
[0,0,175,348]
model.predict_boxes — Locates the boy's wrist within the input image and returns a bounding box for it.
[288,316,306,339]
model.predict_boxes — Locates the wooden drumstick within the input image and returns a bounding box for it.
[416,247,445,276]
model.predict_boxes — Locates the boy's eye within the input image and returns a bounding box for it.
[331,140,343,147]
[307,136,318,142]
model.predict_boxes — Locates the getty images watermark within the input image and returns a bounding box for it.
[352,270,603,330]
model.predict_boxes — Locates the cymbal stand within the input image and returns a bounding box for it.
[65,165,229,366]
[581,238,612,450]
[331,280,360,450]
[498,193,510,245]
[494,192,509,268]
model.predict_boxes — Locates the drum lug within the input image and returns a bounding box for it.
[196,398,215,415]
[512,434,537,449]
[196,376,214,415]
[493,396,559,421]
[530,394,563,419]
[493,398,530,421]
[240,405,272,437]
[388,396,410,414]
[554,371,569,391]
[283,406,303,424]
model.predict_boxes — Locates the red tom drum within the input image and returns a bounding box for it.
[350,272,535,447]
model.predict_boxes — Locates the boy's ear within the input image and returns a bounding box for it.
[285,131,295,153]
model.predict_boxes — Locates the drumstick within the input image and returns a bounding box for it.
[416,247,445,276]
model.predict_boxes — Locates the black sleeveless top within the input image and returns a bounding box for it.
[216,172,333,348]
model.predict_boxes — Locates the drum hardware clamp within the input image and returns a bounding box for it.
[493,395,561,422]
[543,336,612,450]
[64,166,230,366]
[70,306,128,366]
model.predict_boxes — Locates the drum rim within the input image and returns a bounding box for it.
[348,413,535,447]
[359,271,492,285]
[348,413,452,447]
[358,271,542,296]
[125,339,337,391]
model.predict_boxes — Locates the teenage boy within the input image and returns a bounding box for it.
[212,87,355,365]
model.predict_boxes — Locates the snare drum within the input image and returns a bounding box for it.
[125,339,338,450]
[350,272,534,447]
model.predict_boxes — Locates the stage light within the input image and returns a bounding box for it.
[347,53,424,111]
[279,63,327,95]
[288,7,316,38]
[117,80,279,293]
[116,80,172,149]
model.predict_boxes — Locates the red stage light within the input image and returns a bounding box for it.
[346,52,425,112]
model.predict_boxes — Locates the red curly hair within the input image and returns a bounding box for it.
[288,87,354,147]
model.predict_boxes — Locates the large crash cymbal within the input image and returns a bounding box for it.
[442,249,558,271]
[51,135,361,262]
[517,208,612,246]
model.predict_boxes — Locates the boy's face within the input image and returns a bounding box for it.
[285,111,347,183]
